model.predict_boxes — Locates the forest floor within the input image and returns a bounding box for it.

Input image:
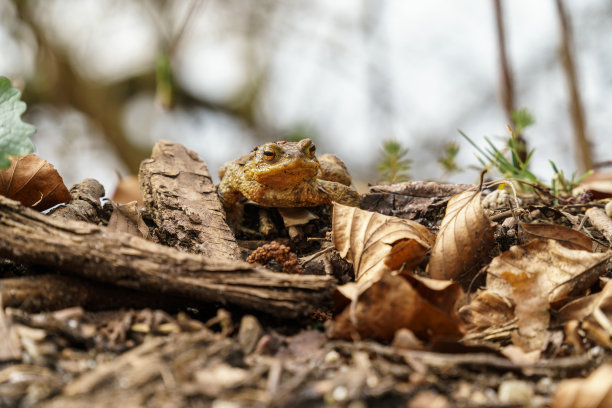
[1,142,612,408]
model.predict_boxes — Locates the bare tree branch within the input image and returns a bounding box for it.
[555,0,593,173]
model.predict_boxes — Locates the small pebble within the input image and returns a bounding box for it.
[324,350,340,364]
[498,379,534,404]
[332,385,348,402]
[605,201,612,217]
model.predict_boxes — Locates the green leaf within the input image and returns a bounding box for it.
[0,77,35,168]
[511,108,535,134]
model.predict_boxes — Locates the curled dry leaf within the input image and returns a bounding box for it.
[427,190,495,286]
[552,364,612,408]
[519,222,593,251]
[486,239,609,354]
[558,279,612,323]
[487,239,609,308]
[0,154,70,211]
[328,274,465,342]
[557,279,612,348]
[332,203,435,297]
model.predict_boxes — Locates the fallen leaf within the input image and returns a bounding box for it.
[328,274,464,342]
[557,279,612,348]
[107,201,150,239]
[500,265,550,354]
[0,154,70,211]
[332,203,435,292]
[574,172,612,199]
[552,364,612,408]
[112,175,143,205]
[427,190,495,286]
[486,239,609,354]
[558,279,612,323]
[487,239,609,308]
[519,222,593,251]
[458,290,514,332]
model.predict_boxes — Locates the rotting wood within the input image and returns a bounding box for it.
[1,274,191,312]
[139,140,240,259]
[0,196,335,318]
[47,178,108,224]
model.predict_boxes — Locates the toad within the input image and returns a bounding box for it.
[218,139,359,217]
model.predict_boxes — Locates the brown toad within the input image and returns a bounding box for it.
[217,139,359,215]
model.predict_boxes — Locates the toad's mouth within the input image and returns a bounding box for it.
[255,160,319,187]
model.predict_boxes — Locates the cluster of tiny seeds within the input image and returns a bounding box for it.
[246,241,302,274]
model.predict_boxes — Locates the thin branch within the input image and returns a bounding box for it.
[555,0,593,173]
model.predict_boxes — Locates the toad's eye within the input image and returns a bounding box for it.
[263,147,276,161]
[309,144,316,155]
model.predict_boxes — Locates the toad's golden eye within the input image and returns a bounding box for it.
[263,147,276,161]
[309,144,316,155]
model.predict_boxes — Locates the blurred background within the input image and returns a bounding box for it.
[1,0,611,195]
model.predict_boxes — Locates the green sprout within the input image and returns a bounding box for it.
[377,139,412,184]
[438,141,462,176]
[460,108,592,198]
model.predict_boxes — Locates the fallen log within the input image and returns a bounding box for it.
[0,274,191,312]
[0,196,335,318]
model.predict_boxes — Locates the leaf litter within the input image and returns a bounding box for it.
[4,145,612,406]
[0,153,70,211]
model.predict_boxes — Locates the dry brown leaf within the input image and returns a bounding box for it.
[427,190,495,286]
[552,364,612,408]
[500,265,550,354]
[112,175,143,205]
[558,280,612,323]
[328,274,464,342]
[519,222,593,251]
[486,239,609,354]
[487,239,609,308]
[458,290,514,332]
[574,172,612,199]
[107,201,150,239]
[0,154,70,211]
[332,203,435,293]
[557,279,612,348]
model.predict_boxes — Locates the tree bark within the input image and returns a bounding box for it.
[139,141,240,259]
[0,196,335,318]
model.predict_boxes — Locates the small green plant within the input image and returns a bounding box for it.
[438,141,462,175]
[460,108,592,197]
[459,127,540,188]
[511,108,535,136]
[155,53,174,108]
[377,139,412,184]
[0,77,35,168]
[549,160,592,197]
